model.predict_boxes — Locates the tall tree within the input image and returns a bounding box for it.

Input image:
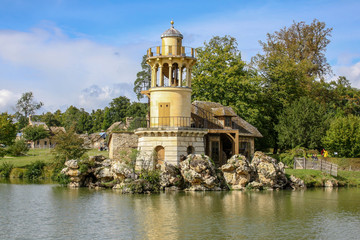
[51,128,88,160]
[252,19,333,152]
[192,35,263,124]
[133,55,151,100]
[15,92,43,129]
[275,96,328,149]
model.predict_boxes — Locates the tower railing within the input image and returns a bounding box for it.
[147,45,197,58]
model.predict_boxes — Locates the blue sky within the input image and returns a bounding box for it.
[0,0,359,113]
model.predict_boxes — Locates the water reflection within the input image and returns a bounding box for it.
[0,184,359,240]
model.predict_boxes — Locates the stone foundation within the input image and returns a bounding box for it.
[135,128,208,169]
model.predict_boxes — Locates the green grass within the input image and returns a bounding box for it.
[286,169,360,187]
[0,148,109,168]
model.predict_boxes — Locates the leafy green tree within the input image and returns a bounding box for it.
[252,19,333,152]
[40,111,62,127]
[127,102,148,118]
[61,106,92,133]
[102,96,131,129]
[90,109,105,133]
[133,55,151,100]
[275,96,328,149]
[0,113,17,146]
[15,92,43,129]
[22,125,50,142]
[192,35,263,124]
[52,128,88,160]
[323,115,360,157]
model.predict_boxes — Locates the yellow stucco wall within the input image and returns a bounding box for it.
[161,37,182,55]
[149,87,191,127]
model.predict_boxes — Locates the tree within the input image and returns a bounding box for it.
[52,128,88,160]
[252,19,333,152]
[22,125,50,142]
[90,109,105,133]
[275,96,328,149]
[133,55,151,100]
[102,96,131,129]
[0,113,17,146]
[15,92,43,129]
[323,115,360,157]
[40,111,62,127]
[192,35,263,124]
[6,139,29,156]
[61,106,92,133]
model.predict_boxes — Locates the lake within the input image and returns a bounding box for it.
[0,182,359,239]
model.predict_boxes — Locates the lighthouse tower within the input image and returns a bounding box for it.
[135,21,207,169]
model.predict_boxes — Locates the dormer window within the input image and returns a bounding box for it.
[225,117,231,127]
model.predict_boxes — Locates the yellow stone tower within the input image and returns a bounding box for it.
[135,21,207,168]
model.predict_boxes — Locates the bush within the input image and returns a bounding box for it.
[25,160,46,180]
[323,115,360,157]
[7,139,29,156]
[0,162,14,178]
[279,147,307,167]
[139,169,161,192]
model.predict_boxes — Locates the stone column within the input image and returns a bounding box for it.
[151,66,157,87]
[159,65,164,86]
[169,65,173,86]
[179,67,183,87]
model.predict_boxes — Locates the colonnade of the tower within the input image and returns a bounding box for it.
[148,59,195,88]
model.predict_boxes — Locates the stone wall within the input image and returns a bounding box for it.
[109,132,138,160]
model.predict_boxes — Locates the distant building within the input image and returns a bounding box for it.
[26,116,65,149]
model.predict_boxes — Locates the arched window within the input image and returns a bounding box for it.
[187,146,194,155]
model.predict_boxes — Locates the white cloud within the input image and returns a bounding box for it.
[0,24,141,112]
[335,62,360,88]
[79,83,136,111]
[0,89,19,113]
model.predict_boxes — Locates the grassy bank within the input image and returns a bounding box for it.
[0,148,109,168]
[285,169,360,187]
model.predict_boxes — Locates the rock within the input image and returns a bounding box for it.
[179,154,225,191]
[111,161,134,181]
[289,175,305,189]
[89,155,106,162]
[160,163,184,189]
[250,151,288,189]
[324,179,338,187]
[65,160,79,169]
[95,167,113,180]
[221,154,252,190]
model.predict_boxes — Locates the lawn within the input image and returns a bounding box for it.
[0,148,109,168]
[285,168,360,187]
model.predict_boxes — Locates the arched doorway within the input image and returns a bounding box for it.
[155,146,165,166]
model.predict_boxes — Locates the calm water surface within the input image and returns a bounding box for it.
[0,181,359,240]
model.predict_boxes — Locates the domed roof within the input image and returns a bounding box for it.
[161,20,183,39]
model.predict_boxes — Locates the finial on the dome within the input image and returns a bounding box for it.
[170,19,174,27]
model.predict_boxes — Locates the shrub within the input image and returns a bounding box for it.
[323,115,360,157]
[139,169,161,192]
[0,162,14,178]
[279,147,307,167]
[7,139,29,156]
[25,160,46,180]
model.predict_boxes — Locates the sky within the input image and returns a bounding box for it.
[0,0,359,114]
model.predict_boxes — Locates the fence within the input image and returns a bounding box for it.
[294,157,338,176]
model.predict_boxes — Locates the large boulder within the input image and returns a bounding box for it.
[160,163,184,190]
[179,154,225,191]
[111,161,134,181]
[221,154,252,190]
[250,151,288,189]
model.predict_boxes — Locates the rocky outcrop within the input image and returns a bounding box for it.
[250,151,288,189]
[160,163,184,191]
[289,175,305,189]
[179,154,227,191]
[221,155,253,190]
